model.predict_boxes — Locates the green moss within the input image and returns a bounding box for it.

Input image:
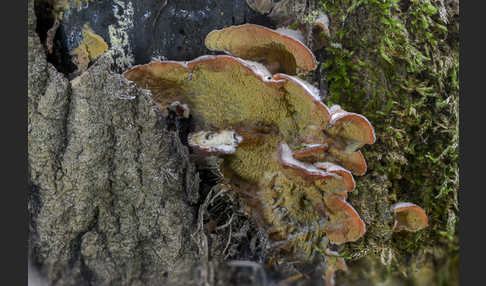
[318,0,458,283]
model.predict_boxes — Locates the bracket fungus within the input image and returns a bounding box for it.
[205,24,317,74]
[124,24,375,265]
[321,194,366,244]
[391,202,429,232]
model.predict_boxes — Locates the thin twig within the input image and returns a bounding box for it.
[209,184,229,205]
[191,188,213,286]
[215,213,234,230]
[223,222,232,259]
[152,0,168,32]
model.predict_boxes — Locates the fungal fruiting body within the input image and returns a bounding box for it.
[205,24,317,74]
[391,202,429,232]
[124,25,376,262]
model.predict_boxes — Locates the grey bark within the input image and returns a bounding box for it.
[28,0,201,285]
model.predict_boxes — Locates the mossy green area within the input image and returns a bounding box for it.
[316,0,458,284]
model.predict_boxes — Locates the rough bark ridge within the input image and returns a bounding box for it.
[28,0,200,285]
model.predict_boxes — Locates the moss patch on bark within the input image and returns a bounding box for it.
[315,0,458,284]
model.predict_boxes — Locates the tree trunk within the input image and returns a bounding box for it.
[28,0,459,285]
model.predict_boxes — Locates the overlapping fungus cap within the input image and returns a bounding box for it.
[327,148,368,176]
[124,55,285,134]
[292,143,329,162]
[314,162,356,193]
[287,138,369,177]
[326,105,376,151]
[278,142,353,192]
[391,202,429,232]
[273,73,330,140]
[323,194,366,244]
[205,24,317,74]
[123,60,191,114]
[271,74,372,176]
